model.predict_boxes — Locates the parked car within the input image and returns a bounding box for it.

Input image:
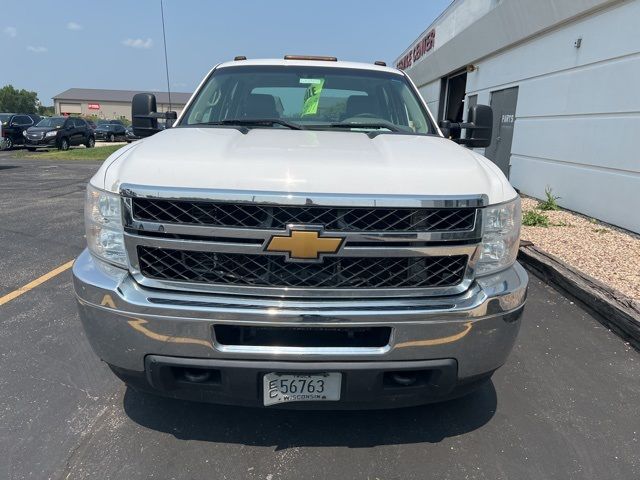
[73,56,527,409]
[94,120,127,142]
[25,116,95,151]
[125,125,141,143]
[0,113,41,150]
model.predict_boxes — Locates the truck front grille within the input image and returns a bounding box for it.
[132,198,476,232]
[123,189,482,297]
[137,246,468,289]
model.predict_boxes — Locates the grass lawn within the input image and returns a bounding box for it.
[14,144,126,161]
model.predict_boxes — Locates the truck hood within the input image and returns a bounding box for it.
[98,127,513,204]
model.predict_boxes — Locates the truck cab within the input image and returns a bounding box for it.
[73,57,527,408]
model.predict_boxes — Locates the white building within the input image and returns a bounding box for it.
[396,0,640,233]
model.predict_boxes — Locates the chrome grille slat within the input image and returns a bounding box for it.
[131,198,477,232]
[137,247,468,289]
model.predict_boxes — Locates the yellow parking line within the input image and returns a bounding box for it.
[0,260,74,307]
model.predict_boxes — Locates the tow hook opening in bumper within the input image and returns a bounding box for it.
[385,370,430,387]
[153,364,224,390]
[176,367,222,385]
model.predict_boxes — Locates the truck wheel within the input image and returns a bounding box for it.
[2,137,13,150]
[109,133,115,143]
[59,138,70,151]
[86,136,95,148]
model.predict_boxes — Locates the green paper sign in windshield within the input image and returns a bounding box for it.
[301,79,325,116]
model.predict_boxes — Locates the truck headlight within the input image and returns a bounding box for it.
[476,197,521,276]
[85,184,128,268]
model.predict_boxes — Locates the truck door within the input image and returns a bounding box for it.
[484,87,519,178]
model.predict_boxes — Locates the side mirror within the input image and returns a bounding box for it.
[132,93,178,137]
[464,104,493,148]
[132,93,159,137]
[439,104,493,148]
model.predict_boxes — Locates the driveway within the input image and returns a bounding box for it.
[1,155,638,480]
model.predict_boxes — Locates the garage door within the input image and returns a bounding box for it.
[59,103,82,114]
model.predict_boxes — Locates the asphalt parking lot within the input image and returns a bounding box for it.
[1,152,639,480]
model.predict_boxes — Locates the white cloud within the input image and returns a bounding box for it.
[122,38,153,49]
[67,22,83,31]
[27,46,48,53]
[3,26,17,38]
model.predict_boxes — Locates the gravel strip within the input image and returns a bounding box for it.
[520,196,640,299]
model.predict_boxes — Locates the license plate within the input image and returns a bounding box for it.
[263,372,342,406]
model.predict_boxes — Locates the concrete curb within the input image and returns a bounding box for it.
[518,241,640,350]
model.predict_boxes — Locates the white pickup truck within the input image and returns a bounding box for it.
[73,56,527,408]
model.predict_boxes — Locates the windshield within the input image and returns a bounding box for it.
[36,117,66,128]
[0,114,12,124]
[181,65,435,134]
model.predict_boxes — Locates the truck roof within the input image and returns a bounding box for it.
[215,58,402,75]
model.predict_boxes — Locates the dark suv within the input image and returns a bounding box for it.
[0,113,41,150]
[25,117,95,151]
[94,120,127,142]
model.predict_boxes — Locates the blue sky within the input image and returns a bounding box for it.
[2,0,450,105]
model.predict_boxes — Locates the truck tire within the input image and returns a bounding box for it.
[109,133,115,143]
[59,138,70,151]
[86,136,95,148]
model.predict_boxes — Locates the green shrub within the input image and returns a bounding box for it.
[523,210,550,227]
[539,186,561,211]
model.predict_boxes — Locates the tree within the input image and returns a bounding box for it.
[38,105,55,116]
[0,85,38,113]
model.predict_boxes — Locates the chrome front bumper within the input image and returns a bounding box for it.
[73,249,528,381]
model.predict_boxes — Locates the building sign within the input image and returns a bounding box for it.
[396,29,436,70]
[501,114,515,124]
[88,103,101,110]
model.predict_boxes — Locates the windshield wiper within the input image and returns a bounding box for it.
[192,119,305,130]
[309,121,402,133]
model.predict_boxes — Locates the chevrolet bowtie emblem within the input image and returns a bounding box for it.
[266,229,344,262]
